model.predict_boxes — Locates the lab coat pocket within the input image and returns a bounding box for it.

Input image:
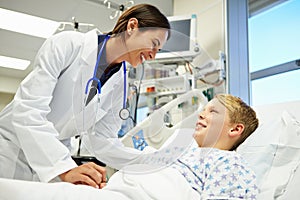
[96,107,107,122]
[58,116,78,140]
[76,99,107,133]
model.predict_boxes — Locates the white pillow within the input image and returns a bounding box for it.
[237,110,300,199]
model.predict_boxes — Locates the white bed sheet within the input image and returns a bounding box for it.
[0,165,200,200]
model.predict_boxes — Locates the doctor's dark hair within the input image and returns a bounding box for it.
[215,94,259,151]
[110,4,171,39]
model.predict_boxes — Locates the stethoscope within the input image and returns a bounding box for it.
[84,34,130,121]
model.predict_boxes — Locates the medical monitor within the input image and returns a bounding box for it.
[155,14,200,60]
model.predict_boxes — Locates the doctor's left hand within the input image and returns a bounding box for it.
[59,162,107,189]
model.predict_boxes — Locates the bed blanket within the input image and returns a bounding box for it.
[0,165,200,200]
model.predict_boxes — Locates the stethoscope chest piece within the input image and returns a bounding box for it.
[119,108,130,120]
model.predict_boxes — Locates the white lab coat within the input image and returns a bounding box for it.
[0,29,143,183]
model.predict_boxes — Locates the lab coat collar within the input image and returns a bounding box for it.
[81,29,98,66]
[80,29,100,102]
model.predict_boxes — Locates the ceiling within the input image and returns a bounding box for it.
[0,0,285,82]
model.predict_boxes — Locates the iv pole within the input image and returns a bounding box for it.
[85,0,134,19]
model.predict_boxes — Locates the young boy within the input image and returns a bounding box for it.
[171,94,259,199]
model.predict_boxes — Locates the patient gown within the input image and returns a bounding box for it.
[171,146,259,199]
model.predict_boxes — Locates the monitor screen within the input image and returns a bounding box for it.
[156,14,200,60]
[160,19,191,53]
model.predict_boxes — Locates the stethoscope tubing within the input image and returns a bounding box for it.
[85,35,110,95]
[85,34,128,119]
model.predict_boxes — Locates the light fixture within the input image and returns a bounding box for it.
[0,8,59,38]
[0,55,31,70]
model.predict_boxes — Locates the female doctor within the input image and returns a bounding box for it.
[0,4,170,189]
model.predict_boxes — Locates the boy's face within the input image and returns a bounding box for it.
[193,98,232,148]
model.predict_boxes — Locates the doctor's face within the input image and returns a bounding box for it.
[193,98,231,148]
[125,28,168,67]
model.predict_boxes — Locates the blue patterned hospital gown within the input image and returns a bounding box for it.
[171,146,258,199]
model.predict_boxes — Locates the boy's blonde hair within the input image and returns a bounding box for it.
[215,94,259,150]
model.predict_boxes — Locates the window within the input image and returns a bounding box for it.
[249,0,300,106]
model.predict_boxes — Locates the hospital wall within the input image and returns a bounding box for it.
[173,0,225,60]
[0,77,20,110]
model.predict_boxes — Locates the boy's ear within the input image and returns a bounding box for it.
[229,123,244,137]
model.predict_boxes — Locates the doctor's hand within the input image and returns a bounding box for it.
[59,162,107,189]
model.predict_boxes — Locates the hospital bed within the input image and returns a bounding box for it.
[1,97,300,200]
[120,89,208,150]
[237,100,300,199]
